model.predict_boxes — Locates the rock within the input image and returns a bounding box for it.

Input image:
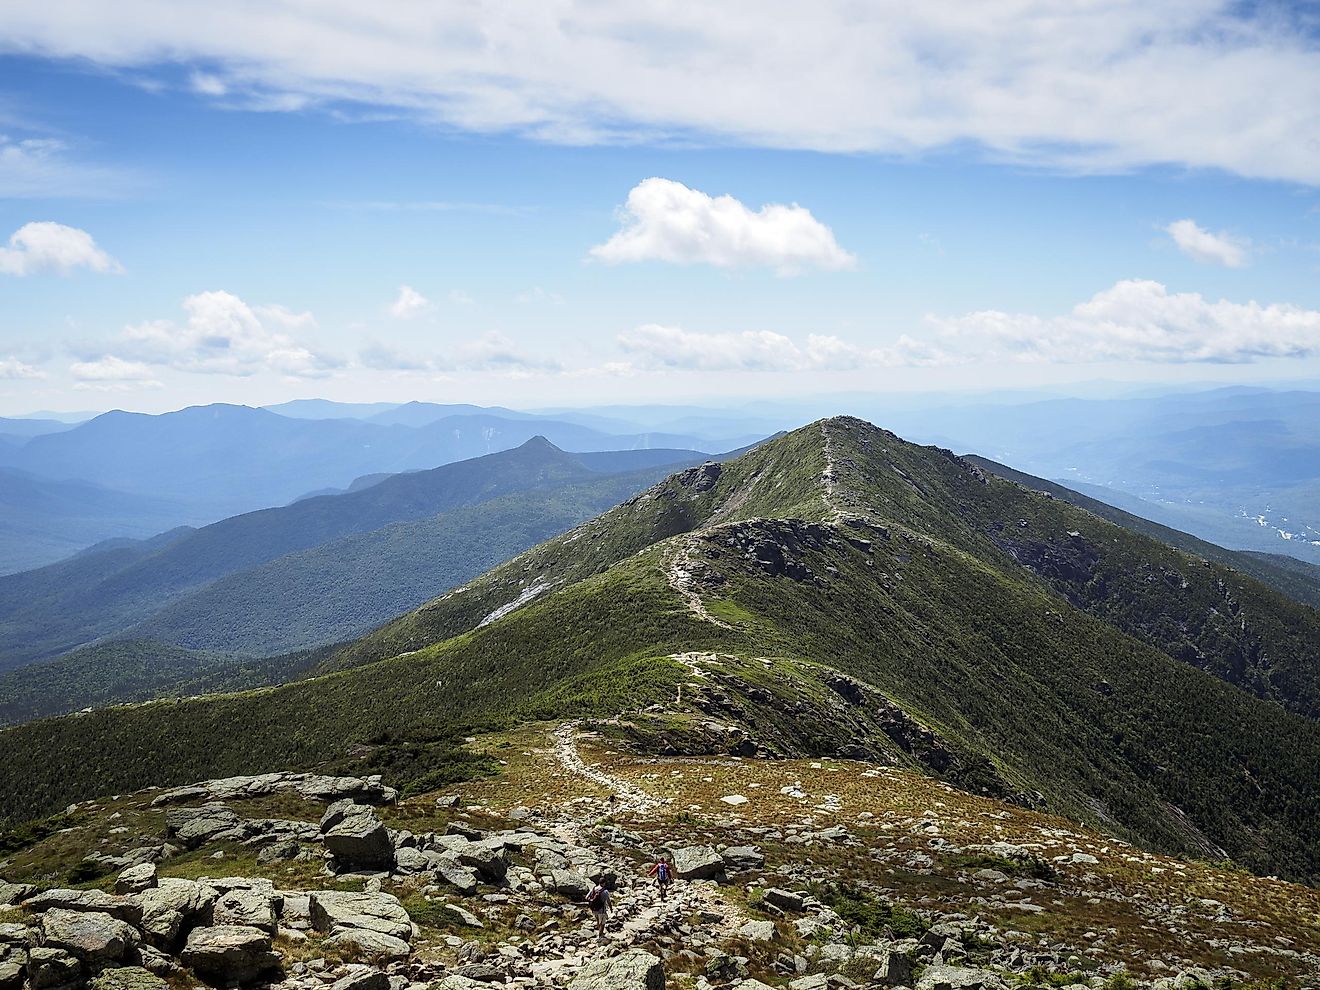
[180,925,280,984]
[115,863,158,894]
[39,909,140,963]
[761,888,805,912]
[720,795,749,806]
[308,890,412,941]
[544,869,593,900]
[738,920,777,942]
[917,965,1008,990]
[153,773,396,807]
[435,978,490,990]
[0,882,34,907]
[23,889,142,924]
[89,966,171,990]
[138,878,218,948]
[329,965,391,990]
[731,982,776,990]
[257,840,304,865]
[569,949,665,990]
[449,962,505,983]
[165,804,243,849]
[667,845,724,880]
[322,929,411,962]
[0,960,22,990]
[444,904,485,929]
[432,857,481,895]
[720,847,764,873]
[456,839,508,880]
[789,976,828,990]
[213,886,278,933]
[321,803,393,869]
[28,946,81,988]
[392,847,438,875]
[1071,852,1099,865]
[873,950,914,987]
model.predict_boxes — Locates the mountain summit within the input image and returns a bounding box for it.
[3,417,1320,885]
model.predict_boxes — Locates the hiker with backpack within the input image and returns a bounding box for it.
[647,854,674,900]
[586,881,611,940]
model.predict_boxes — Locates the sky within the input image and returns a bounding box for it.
[1,1,1319,415]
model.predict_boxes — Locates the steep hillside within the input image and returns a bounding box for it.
[4,418,1320,888]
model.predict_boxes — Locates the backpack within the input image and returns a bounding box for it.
[657,863,670,882]
[587,885,605,908]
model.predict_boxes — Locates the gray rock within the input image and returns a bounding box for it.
[329,964,391,990]
[433,856,481,895]
[213,886,278,933]
[456,839,508,880]
[321,804,393,869]
[322,929,411,962]
[38,909,139,963]
[0,959,22,990]
[23,889,142,924]
[444,904,484,929]
[761,887,805,912]
[89,966,171,990]
[256,840,304,865]
[0,882,34,907]
[138,878,218,948]
[917,965,1008,990]
[668,845,723,880]
[720,846,765,872]
[181,925,279,984]
[434,977,489,990]
[114,863,157,895]
[739,920,777,942]
[28,946,81,989]
[449,962,505,983]
[544,869,593,900]
[873,950,914,987]
[568,949,665,990]
[308,890,412,941]
[153,772,396,807]
[392,847,439,875]
[165,804,243,849]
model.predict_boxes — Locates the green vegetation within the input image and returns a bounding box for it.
[0,810,80,858]
[4,417,1320,888]
[809,881,928,939]
[946,852,1058,881]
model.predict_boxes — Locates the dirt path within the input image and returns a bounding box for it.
[534,721,745,980]
[664,538,733,630]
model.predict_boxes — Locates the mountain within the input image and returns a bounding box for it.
[0,415,76,440]
[0,437,704,671]
[4,418,1320,888]
[262,398,402,419]
[0,468,187,575]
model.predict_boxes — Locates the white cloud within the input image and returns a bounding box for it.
[359,331,560,374]
[0,135,134,198]
[389,285,431,319]
[189,71,228,96]
[1165,218,1250,267]
[925,279,1320,364]
[117,290,340,377]
[617,323,870,371]
[590,178,855,275]
[0,221,120,276]
[2,3,1318,181]
[70,355,158,381]
[0,356,45,379]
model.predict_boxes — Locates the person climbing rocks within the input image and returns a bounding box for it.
[647,854,674,900]
[586,881,611,940]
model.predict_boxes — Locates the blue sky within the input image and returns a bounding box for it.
[1,2,1319,414]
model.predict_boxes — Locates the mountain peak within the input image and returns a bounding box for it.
[517,435,564,454]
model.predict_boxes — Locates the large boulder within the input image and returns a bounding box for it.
[0,959,24,990]
[328,966,391,990]
[23,889,142,924]
[38,909,140,963]
[28,946,82,988]
[320,803,393,869]
[322,929,411,963]
[308,890,412,941]
[917,965,1008,990]
[0,882,34,907]
[89,966,170,990]
[544,869,593,900]
[115,864,158,895]
[667,845,724,880]
[456,839,508,880]
[433,856,481,895]
[180,926,279,985]
[165,805,244,849]
[720,846,765,873]
[138,879,218,948]
[569,949,665,990]
[212,887,278,934]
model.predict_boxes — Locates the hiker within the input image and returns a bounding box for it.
[647,855,674,900]
[586,881,611,940]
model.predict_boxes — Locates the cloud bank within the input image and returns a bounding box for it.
[590,178,855,275]
[2,2,1317,181]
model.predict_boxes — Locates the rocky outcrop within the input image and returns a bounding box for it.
[308,889,413,961]
[151,772,397,807]
[180,925,280,985]
[667,845,724,880]
[568,949,665,990]
[320,801,394,870]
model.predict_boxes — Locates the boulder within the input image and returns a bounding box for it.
[738,920,777,942]
[392,847,439,875]
[89,966,170,990]
[433,857,480,895]
[0,960,23,990]
[761,888,805,912]
[256,840,304,865]
[322,929,411,962]
[435,977,491,990]
[28,946,81,988]
[917,965,1008,990]
[23,889,142,924]
[180,926,279,984]
[568,949,665,990]
[137,878,218,948]
[165,805,243,849]
[212,887,278,933]
[544,869,593,900]
[115,863,158,895]
[449,962,506,983]
[444,904,484,929]
[328,965,391,990]
[0,882,34,907]
[39,909,139,963]
[873,950,914,987]
[308,890,412,941]
[667,845,723,880]
[456,839,508,880]
[720,846,764,873]
[320,804,393,869]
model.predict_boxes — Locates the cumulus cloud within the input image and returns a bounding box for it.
[617,324,873,371]
[2,3,1318,181]
[1165,218,1250,267]
[70,355,158,382]
[590,179,855,275]
[115,290,339,378]
[0,221,120,276]
[925,279,1320,364]
[389,285,431,319]
[0,357,44,379]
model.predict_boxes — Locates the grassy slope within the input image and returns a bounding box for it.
[3,418,1320,884]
